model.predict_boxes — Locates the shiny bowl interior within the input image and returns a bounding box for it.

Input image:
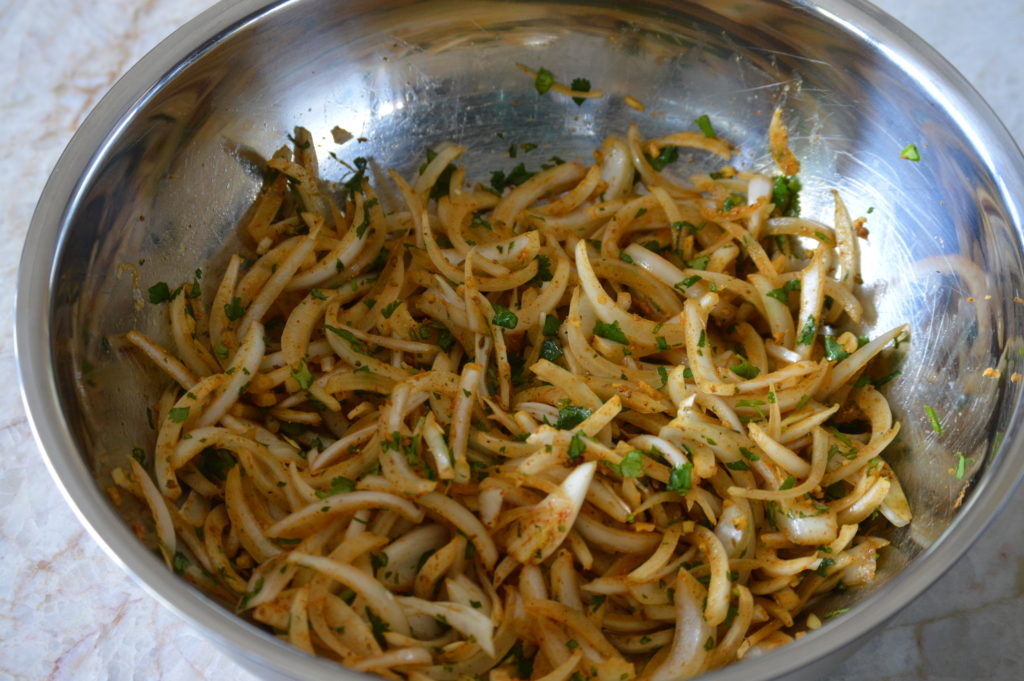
[17,0,1024,680]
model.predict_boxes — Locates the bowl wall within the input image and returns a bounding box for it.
[19,1,1024,680]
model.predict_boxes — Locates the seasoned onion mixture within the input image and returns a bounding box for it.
[116,110,911,680]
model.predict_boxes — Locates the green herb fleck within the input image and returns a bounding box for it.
[540,339,564,361]
[593,320,628,344]
[568,431,586,461]
[900,144,921,162]
[169,407,190,423]
[954,451,968,479]
[224,297,246,322]
[534,67,555,95]
[291,360,314,391]
[147,282,172,304]
[798,315,817,346]
[492,304,519,329]
[730,356,760,380]
[316,476,355,499]
[771,175,802,217]
[667,463,693,495]
[570,77,591,106]
[695,114,716,139]
[824,336,849,361]
[556,405,593,430]
[645,145,679,171]
[686,256,710,270]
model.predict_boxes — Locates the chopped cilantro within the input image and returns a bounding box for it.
[568,431,586,461]
[645,145,679,171]
[148,282,176,304]
[570,77,591,106]
[365,608,390,647]
[608,450,645,478]
[695,114,716,139]
[540,339,564,361]
[824,336,849,361]
[900,144,921,162]
[954,451,967,479]
[198,447,236,481]
[224,297,246,322]
[534,67,555,95]
[677,275,702,289]
[168,407,190,423]
[730,356,760,380]
[528,254,554,286]
[556,405,592,430]
[491,304,519,329]
[237,577,264,611]
[772,175,802,217]
[542,314,561,337]
[593,320,628,344]
[739,447,760,461]
[324,324,368,353]
[798,315,817,346]
[172,551,190,575]
[315,476,355,499]
[291,360,314,391]
[667,463,693,495]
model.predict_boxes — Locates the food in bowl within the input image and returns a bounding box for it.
[113,109,910,679]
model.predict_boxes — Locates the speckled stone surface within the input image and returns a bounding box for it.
[1,1,1021,679]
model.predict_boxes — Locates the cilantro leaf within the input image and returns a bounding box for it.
[568,431,586,461]
[798,315,817,346]
[534,67,555,95]
[540,338,564,361]
[168,407,190,423]
[224,296,246,321]
[695,114,717,139]
[824,336,849,361]
[491,304,518,329]
[570,77,591,106]
[730,356,760,380]
[772,175,802,217]
[593,320,628,344]
[667,463,693,495]
[900,144,921,162]
[291,360,314,391]
[556,405,592,430]
[316,476,355,499]
[645,145,679,171]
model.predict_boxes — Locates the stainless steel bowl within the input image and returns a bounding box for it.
[17,0,1024,679]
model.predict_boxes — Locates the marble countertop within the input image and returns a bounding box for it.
[1,1,1022,679]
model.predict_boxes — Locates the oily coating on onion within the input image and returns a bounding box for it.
[116,114,911,680]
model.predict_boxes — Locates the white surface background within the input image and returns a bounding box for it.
[1,1,1022,679]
